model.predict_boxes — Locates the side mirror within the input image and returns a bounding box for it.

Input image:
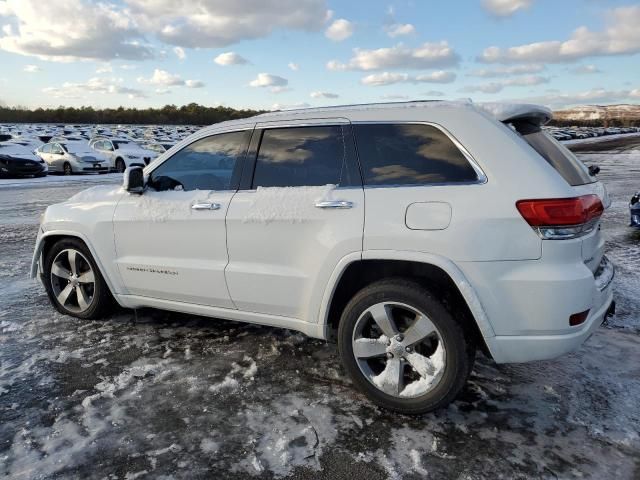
[588,165,600,176]
[124,166,145,194]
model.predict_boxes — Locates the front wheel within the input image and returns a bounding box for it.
[115,158,126,173]
[338,279,474,414]
[43,238,113,319]
[63,162,72,175]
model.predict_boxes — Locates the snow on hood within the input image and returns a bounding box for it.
[66,185,124,203]
[0,143,40,161]
[476,102,553,125]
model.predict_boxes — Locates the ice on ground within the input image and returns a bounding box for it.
[243,184,336,223]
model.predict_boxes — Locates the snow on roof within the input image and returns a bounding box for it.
[476,102,553,125]
[255,99,475,119]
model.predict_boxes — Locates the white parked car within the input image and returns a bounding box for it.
[35,139,109,175]
[90,138,156,173]
[31,101,615,413]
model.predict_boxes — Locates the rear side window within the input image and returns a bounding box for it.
[252,126,346,188]
[149,130,250,191]
[354,123,479,186]
[511,122,593,186]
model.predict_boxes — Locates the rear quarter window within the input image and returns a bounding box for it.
[353,123,479,186]
[510,121,594,186]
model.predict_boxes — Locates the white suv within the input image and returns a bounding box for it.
[31,101,615,414]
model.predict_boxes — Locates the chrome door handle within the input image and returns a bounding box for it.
[191,202,221,210]
[315,200,354,209]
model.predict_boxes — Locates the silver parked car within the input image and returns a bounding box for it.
[35,140,109,175]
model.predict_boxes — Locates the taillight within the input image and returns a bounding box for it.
[516,194,604,240]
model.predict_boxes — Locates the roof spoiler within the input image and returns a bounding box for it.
[476,102,553,126]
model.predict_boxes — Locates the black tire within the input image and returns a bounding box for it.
[338,278,475,414]
[115,158,126,173]
[63,162,72,175]
[42,237,114,319]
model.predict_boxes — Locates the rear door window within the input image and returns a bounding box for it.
[510,121,594,186]
[353,123,479,186]
[252,126,347,188]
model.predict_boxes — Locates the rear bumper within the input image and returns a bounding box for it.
[486,255,615,363]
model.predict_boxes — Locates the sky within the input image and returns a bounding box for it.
[0,0,639,111]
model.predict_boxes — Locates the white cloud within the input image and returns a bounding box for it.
[271,102,310,111]
[127,0,328,48]
[249,73,288,88]
[138,69,184,86]
[95,64,113,74]
[510,87,640,108]
[361,70,456,86]
[482,0,533,17]
[468,64,544,77]
[185,79,204,88]
[325,19,354,42]
[214,52,249,66]
[0,0,154,61]
[173,46,186,60]
[43,77,147,99]
[570,64,601,75]
[155,88,171,95]
[328,41,459,71]
[310,91,339,99]
[423,90,445,97]
[385,23,415,38]
[119,64,137,70]
[461,75,549,93]
[23,64,41,73]
[136,68,203,88]
[288,62,299,71]
[479,6,640,64]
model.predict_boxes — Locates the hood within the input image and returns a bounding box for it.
[0,144,41,161]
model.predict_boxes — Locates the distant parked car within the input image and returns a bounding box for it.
[142,142,176,162]
[631,191,640,229]
[0,139,48,177]
[90,138,156,173]
[35,140,108,175]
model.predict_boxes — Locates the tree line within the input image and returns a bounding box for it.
[0,103,265,125]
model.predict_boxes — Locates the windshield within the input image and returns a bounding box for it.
[511,121,594,186]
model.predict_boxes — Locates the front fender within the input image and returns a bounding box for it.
[31,229,123,300]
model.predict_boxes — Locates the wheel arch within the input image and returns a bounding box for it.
[321,251,496,358]
[34,231,120,301]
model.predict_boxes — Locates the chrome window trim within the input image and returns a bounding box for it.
[351,120,488,186]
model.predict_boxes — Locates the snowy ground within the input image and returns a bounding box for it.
[1,139,639,479]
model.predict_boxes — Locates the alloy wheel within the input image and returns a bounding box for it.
[50,248,96,313]
[352,302,446,398]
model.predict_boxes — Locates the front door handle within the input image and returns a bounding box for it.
[191,202,221,211]
[315,200,354,209]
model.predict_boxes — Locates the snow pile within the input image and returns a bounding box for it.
[208,355,258,393]
[243,184,336,224]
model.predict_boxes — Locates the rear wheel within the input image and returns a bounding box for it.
[338,278,474,414]
[115,158,126,173]
[63,162,72,175]
[43,238,113,319]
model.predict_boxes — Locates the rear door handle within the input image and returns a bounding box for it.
[192,202,221,211]
[315,200,354,209]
